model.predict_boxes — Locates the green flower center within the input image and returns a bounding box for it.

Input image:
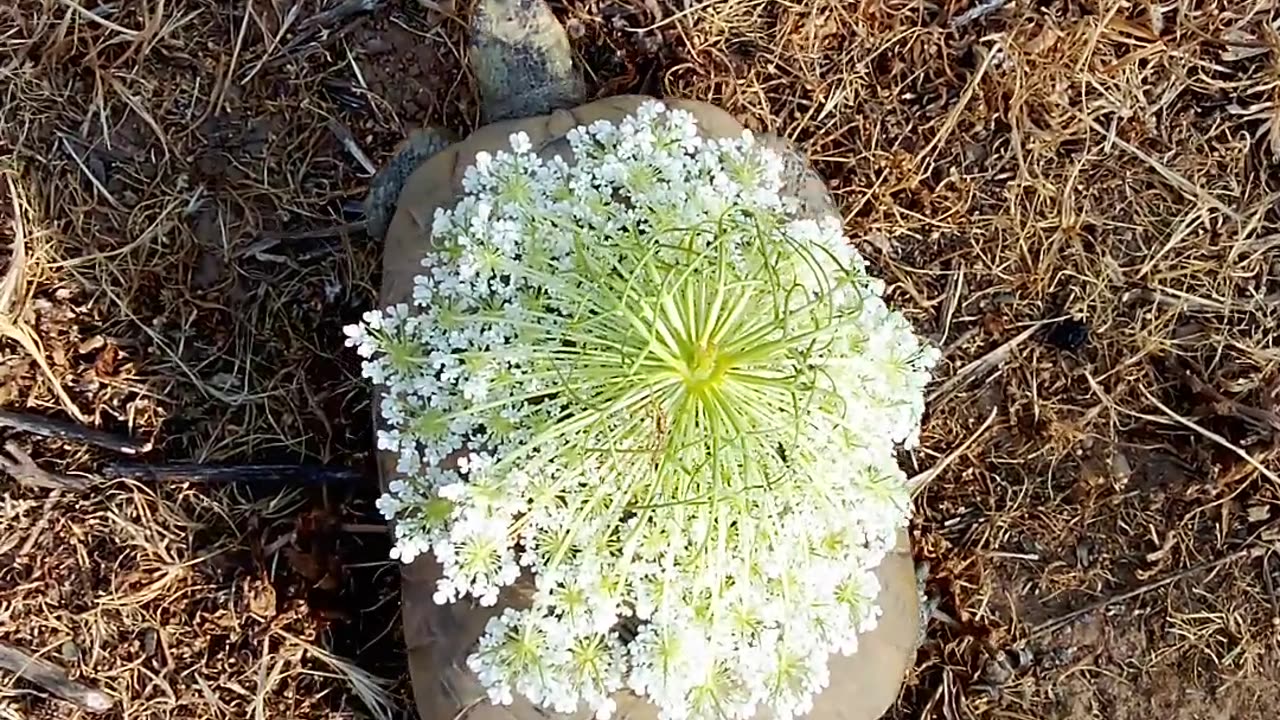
[682,341,728,394]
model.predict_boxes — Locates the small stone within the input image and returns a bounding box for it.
[1110,450,1132,485]
[60,639,80,663]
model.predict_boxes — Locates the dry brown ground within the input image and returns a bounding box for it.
[2,1,1279,719]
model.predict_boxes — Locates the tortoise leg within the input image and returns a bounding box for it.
[469,0,586,123]
[915,560,937,648]
[364,127,457,242]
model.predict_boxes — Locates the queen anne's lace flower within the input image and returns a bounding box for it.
[347,102,939,720]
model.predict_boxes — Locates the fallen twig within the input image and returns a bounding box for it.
[950,0,1013,29]
[928,321,1049,406]
[1138,387,1280,487]
[341,522,390,534]
[0,441,89,491]
[1122,287,1229,314]
[18,488,62,556]
[327,118,377,176]
[103,462,365,486]
[1175,360,1280,436]
[0,642,114,713]
[299,0,383,32]
[262,18,369,72]
[1262,549,1279,621]
[937,269,964,345]
[56,134,125,211]
[255,0,383,76]
[1030,545,1258,637]
[910,407,998,496]
[0,409,152,455]
[53,0,140,38]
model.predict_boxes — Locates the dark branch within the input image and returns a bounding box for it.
[0,409,151,455]
[103,462,366,487]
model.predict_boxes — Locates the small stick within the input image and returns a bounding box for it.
[937,268,964,346]
[950,0,1013,29]
[18,489,62,556]
[103,462,365,486]
[263,530,297,557]
[1262,550,1279,621]
[57,134,125,211]
[1176,362,1280,434]
[1122,287,1229,314]
[939,326,981,359]
[0,642,114,713]
[1030,546,1256,637]
[53,0,140,38]
[327,119,378,176]
[341,522,389,534]
[263,19,367,72]
[928,321,1049,406]
[0,442,89,491]
[0,409,152,455]
[910,407,997,496]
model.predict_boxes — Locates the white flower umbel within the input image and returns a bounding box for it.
[347,102,939,720]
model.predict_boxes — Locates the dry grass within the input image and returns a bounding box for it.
[0,472,403,719]
[1,4,444,716]
[3,0,1280,718]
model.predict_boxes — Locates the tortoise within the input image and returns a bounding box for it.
[363,2,925,719]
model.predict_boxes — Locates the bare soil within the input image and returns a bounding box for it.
[2,1,1279,719]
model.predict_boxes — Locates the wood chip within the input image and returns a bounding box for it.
[0,642,114,713]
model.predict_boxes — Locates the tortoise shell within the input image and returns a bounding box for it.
[374,94,921,720]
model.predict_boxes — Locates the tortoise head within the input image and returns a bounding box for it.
[469,0,586,123]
